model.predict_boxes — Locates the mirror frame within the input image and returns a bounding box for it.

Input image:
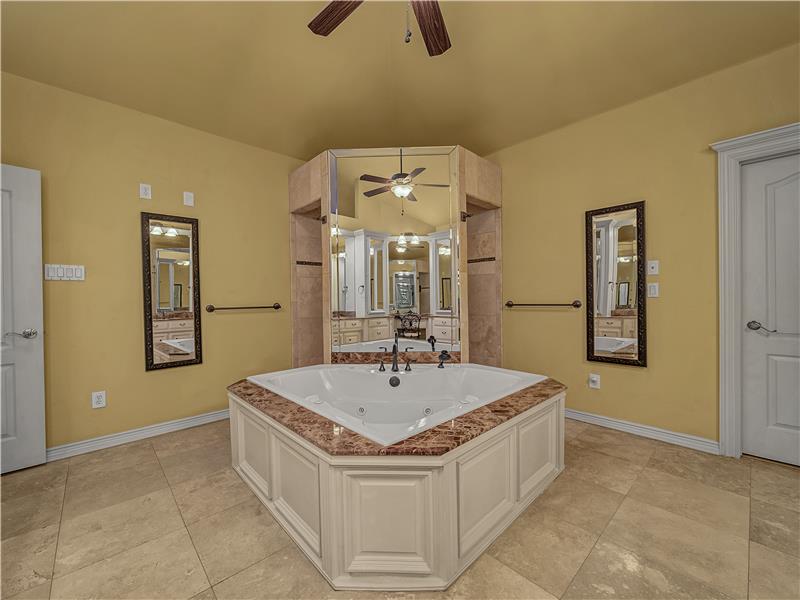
[585,201,647,367]
[141,212,203,371]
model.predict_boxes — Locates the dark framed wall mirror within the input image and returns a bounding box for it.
[141,212,203,370]
[585,201,646,366]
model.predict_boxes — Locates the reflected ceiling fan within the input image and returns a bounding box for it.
[308,0,452,57]
[359,149,449,203]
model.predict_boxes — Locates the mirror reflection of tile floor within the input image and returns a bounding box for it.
[2,418,798,599]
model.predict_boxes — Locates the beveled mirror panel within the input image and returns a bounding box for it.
[141,212,202,370]
[585,201,646,366]
[330,148,459,354]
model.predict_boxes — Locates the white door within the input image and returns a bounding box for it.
[1,164,45,473]
[741,152,800,465]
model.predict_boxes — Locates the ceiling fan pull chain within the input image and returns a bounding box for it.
[405,3,412,43]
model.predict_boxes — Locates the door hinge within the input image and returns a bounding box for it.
[460,211,472,222]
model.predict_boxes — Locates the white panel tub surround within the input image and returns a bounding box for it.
[228,372,565,591]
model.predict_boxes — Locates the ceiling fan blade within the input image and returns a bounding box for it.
[406,192,418,202]
[364,186,392,197]
[308,1,363,36]
[407,167,426,180]
[414,183,450,188]
[410,0,451,56]
[360,174,393,184]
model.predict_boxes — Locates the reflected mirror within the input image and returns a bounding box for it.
[585,201,646,366]
[330,148,459,354]
[141,212,202,370]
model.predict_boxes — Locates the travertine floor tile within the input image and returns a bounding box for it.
[61,459,168,521]
[750,498,800,557]
[750,462,800,513]
[152,421,230,459]
[565,441,644,494]
[564,418,588,440]
[188,496,292,584]
[488,510,597,597]
[749,541,800,600]
[68,439,157,478]
[1,486,64,540]
[647,445,750,496]
[443,554,556,599]
[628,467,750,539]
[527,469,623,534]
[0,523,58,598]
[50,529,209,600]
[5,581,52,600]
[170,467,254,524]
[191,588,217,600]
[55,487,185,577]
[571,424,660,466]
[603,498,748,599]
[1,460,68,501]
[563,538,729,599]
[158,445,232,487]
[212,546,336,600]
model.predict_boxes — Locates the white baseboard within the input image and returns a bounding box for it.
[565,409,720,455]
[46,409,230,462]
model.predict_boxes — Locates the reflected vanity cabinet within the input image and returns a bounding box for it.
[288,146,502,367]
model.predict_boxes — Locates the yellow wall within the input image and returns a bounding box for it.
[491,44,800,440]
[1,73,301,447]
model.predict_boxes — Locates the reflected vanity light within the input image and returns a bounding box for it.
[164,227,178,237]
[150,225,164,236]
[438,246,451,256]
[396,246,407,253]
[331,226,340,237]
[369,247,375,256]
[397,233,408,245]
[411,234,420,245]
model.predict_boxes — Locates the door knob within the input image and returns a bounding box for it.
[4,328,38,339]
[747,320,778,333]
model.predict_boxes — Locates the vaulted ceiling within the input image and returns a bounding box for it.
[2,2,798,159]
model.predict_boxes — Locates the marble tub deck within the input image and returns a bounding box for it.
[227,376,566,456]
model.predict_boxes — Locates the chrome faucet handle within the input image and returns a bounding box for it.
[378,346,388,352]
[404,359,416,372]
[437,350,452,369]
[378,360,386,372]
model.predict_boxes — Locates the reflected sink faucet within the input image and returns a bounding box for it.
[391,332,400,373]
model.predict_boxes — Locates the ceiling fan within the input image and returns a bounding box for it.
[308,0,452,57]
[359,149,449,203]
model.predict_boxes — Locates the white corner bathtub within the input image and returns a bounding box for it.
[247,363,545,446]
[595,336,637,353]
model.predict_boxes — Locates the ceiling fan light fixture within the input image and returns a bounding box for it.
[391,183,414,198]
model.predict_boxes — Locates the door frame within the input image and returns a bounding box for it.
[711,122,800,458]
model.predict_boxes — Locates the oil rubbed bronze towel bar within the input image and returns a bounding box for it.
[205,303,281,312]
[505,300,582,308]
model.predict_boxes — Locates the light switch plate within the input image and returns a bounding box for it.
[588,373,601,389]
[647,260,660,275]
[139,183,152,200]
[183,191,194,207]
[648,282,660,297]
[44,264,85,281]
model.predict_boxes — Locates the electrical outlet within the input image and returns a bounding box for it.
[91,390,106,409]
[647,260,660,275]
[139,183,152,200]
[648,282,660,297]
[183,191,194,207]
[588,374,601,389]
